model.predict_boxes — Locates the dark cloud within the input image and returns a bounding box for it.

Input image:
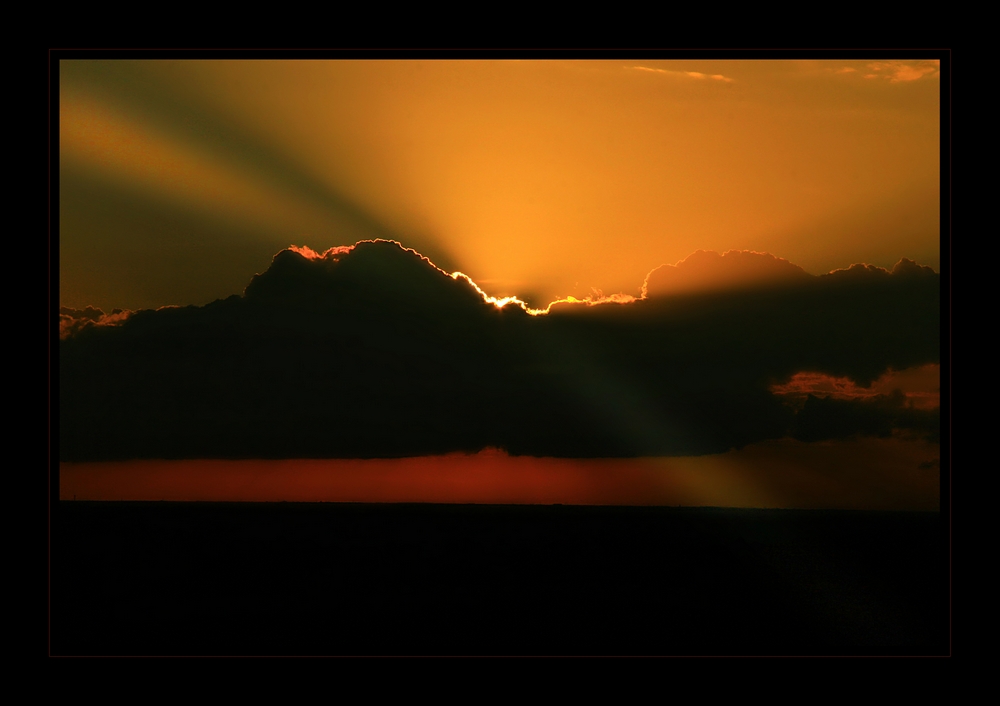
[790,390,940,443]
[819,257,938,283]
[59,240,940,461]
[890,258,938,278]
[59,306,134,339]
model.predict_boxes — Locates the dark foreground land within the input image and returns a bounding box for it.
[51,502,948,656]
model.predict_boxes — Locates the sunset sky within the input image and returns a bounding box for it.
[56,55,944,508]
[59,57,941,312]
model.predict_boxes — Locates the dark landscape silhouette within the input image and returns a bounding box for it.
[52,502,946,656]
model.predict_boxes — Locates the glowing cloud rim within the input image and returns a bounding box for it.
[286,239,637,316]
[60,239,939,338]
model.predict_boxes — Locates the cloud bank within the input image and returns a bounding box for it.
[60,240,940,461]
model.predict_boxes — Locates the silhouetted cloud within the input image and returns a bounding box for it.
[60,241,940,461]
[642,250,810,298]
[890,258,939,278]
[790,390,940,443]
[821,258,937,283]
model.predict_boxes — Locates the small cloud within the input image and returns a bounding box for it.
[836,67,857,74]
[822,258,936,281]
[889,63,939,82]
[865,60,939,82]
[823,262,891,280]
[631,66,735,83]
[772,364,939,410]
[891,258,938,277]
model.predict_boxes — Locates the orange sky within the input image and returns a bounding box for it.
[59,57,941,312]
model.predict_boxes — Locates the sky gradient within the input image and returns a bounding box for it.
[59,58,941,312]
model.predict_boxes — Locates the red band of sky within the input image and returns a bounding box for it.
[61,437,939,510]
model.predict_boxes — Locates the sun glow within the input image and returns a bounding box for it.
[283,239,642,316]
[449,271,547,315]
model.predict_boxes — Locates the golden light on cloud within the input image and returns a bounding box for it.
[279,239,634,316]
